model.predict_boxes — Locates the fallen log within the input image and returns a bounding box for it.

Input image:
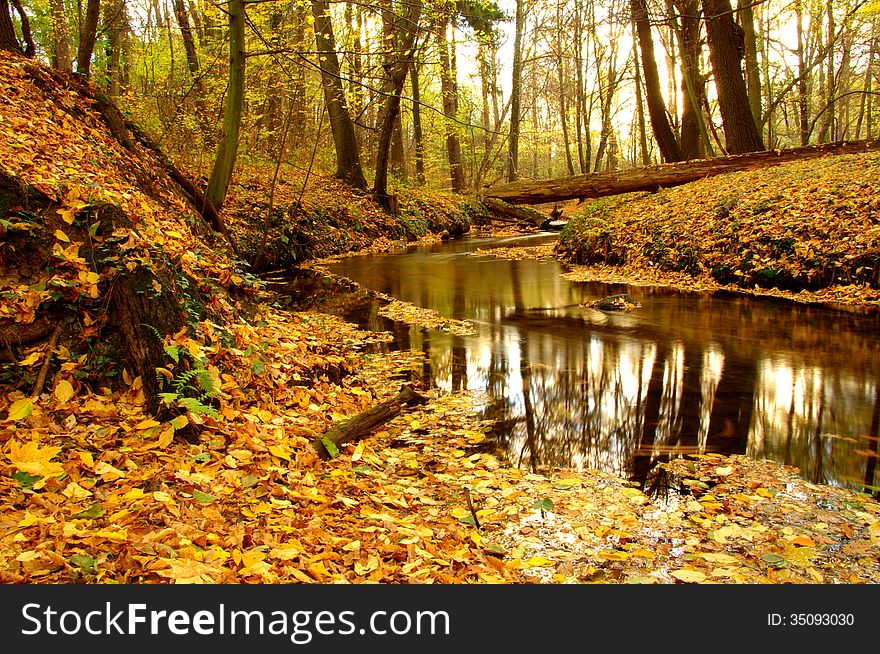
[312,384,429,459]
[483,138,880,205]
[481,197,550,227]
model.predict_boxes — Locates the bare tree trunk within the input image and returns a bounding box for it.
[438,17,464,192]
[795,0,810,145]
[104,0,126,97]
[737,0,762,127]
[574,1,587,172]
[374,0,421,209]
[206,0,246,208]
[76,0,101,78]
[410,62,425,186]
[507,0,525,182]
[674,0,708,158]
[632,0,682,162]
[173,0,200,79]
[556,2,575,175]
[701,0,765,153]
[311,0,367,189]
[0,0,23,54]
[817,0,836,143]
[50,0,72,69]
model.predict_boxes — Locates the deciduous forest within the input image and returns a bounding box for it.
[0,0,878,586]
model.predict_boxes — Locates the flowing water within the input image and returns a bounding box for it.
[277,233,880,494]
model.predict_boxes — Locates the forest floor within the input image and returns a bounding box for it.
[0,51,878,584]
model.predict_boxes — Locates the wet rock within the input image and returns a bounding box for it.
[586,294,642,312]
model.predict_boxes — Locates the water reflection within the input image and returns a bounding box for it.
[319,235,880,495]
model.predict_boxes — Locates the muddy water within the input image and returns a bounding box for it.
[282,233,880,494]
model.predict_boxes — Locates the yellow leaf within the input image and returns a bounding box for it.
[268,445,291,461]
[18,352,43,366]
[135,419,161,430]
[670,569,707,583]
[58,208,75,224]
[157,426,175,449]
[240,550,266,569]
[156,558,220,584]
[351,441,365,462]
[524,556,554,568]
[79,451,94,468]
[54,379,74,403]
[122,488,146,500]
[7,440,64,476]
[307,561,330,580]
[93,461,125,480]
[6,398,33,422]
[54,229,70,243]
[269,542,302,560]
[598,551,630,561]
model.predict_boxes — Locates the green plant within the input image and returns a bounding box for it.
[146,325,220,419]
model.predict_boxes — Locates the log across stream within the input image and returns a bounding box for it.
[277,233,880,495]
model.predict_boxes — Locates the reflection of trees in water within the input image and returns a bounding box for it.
[325,248,880,493]
[751,360,878,491]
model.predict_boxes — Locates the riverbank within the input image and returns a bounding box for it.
[548,151,880,312]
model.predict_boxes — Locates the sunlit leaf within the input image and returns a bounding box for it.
[8,440,64,476]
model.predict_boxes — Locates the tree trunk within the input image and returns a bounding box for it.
[484,138,880,204]
[410,62,425,186]
[76,0,101,78]
[103,0,126,97]
[507,0,525,182]
[737,0,762,127]
[173,0,200,79]
[206,0,246,209]
[9,0,33,56]
[795,0,810,145]
[701,0,765,153]
[672,0,709,159]
[632,0,682,162]
[311,0,367,190]
[0,0,23,54]
[374,0,421,209]
[50,0,71,70]
[438,17,464,192]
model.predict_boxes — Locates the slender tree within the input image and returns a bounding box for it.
[632,0,682,162]
[438,15,465,192]
[206,0,246,209]
[737,0,762,126]
[507,0,525,181]
[50,0,72,70]
[311,0,367,189]
[76,0,102,78]
[374,0,422,209]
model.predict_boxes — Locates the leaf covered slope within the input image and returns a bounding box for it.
[556,152,880,310]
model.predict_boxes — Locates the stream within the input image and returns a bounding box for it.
[277,233,880,495]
